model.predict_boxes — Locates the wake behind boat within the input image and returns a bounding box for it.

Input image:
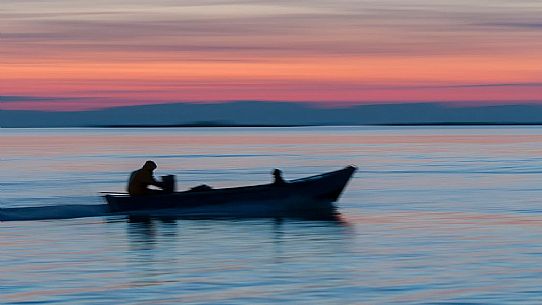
[104,166,356,218]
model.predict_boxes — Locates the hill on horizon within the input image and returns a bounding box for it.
[2,101,542,127]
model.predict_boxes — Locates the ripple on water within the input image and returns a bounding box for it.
[2,127,542,304]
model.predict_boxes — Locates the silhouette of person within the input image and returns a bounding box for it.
[127,160,164,196]
[273,169,286,185]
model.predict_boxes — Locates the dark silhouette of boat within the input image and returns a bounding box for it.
[104,166,356,217]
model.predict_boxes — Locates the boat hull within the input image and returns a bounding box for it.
[105,166,356,216]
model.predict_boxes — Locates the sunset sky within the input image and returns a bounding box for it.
[2,0,542,110]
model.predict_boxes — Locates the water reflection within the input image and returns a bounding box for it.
[127,216,157,250]
[272,218,285,264]
[123,215,353,295]
[126,217,181,288]
[8,127,542,303]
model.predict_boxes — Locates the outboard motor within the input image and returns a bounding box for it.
[161,175,176,193]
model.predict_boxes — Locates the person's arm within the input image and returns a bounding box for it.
[142,172,163,188]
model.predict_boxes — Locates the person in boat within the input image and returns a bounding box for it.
[127,160,164,196]
[273,169,286,185]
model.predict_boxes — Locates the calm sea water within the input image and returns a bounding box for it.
[2,126,542,304]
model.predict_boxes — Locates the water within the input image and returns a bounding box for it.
[2,126,542,304]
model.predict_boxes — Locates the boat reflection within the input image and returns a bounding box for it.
[123,205,344,222]
[123,210,353,289]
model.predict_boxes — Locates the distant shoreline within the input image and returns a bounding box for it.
[94,123,316,128]
[94,122,542,128]
[5,123,542,128]
[373,122,542,126]
[4,102,542,128]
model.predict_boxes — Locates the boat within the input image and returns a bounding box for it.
[104,166,356,218]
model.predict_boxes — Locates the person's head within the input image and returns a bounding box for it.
[142,160,157,171]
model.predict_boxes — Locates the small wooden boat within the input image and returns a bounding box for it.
[104,166,356,217]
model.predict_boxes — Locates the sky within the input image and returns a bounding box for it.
[2,0,542,111]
